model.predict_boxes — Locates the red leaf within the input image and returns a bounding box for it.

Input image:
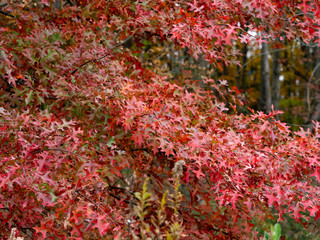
[193,168,205,179]
[34,222,48,239]
[310,167,320,183]
[266,193,280,207]
[131,131,145,146]
[94,215,111,236]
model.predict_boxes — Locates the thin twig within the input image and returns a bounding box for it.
[71,34,136,75]
[64,0,74,6]
[108,192,137,205]
[75,189,119,226]
[0,9,14,18]
[0,3,8,8]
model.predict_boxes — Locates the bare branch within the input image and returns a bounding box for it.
[0,9,14,18]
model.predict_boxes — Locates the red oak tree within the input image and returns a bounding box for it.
[0,0,320,239]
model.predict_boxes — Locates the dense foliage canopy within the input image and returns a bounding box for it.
[0,0,320,239]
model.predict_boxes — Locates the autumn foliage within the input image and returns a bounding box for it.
[0,0,320,239]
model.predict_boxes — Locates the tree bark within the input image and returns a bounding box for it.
[259,42,271,113]
[306,46,320,130]
[240,43,248,91]
[272,45,281,115]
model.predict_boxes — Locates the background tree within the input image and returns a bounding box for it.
[258,41,272,113]
[271,40,281,115]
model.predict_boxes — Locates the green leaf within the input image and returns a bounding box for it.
[107,137,116,147]
[50,32,60,43]
[135,192,142,200]
[44,49,59,62]
[270,223,281,240]
[25,90,34,105]
[143,192,151,199]
[173,89,181,96]
[50,190,58,203]
[71,76,76,84]
[36,92,45,104]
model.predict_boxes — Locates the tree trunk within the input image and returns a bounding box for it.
[272,45,281,115]
[259,42,271,113]
[306,46,320,130]
[240,43,248,91]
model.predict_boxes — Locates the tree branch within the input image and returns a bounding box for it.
[0,9,14,18]
[70,34,135,75]
[75,189,119,226]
